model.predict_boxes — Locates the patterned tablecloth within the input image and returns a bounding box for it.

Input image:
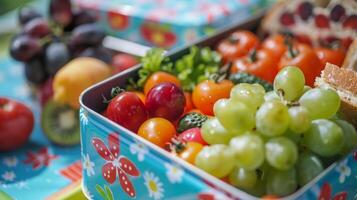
[0,55,82,200]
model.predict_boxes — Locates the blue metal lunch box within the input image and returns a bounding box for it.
[79,13,357,200]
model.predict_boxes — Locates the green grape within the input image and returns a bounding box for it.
[264,91,280,102]
[303,119,344,157]
[265,137,298,170]
[256,101,290,137]
[229,133,265,170]
[230,83,265,109]
[296,152,324,186]
[214,98,255,132]
[288,106,311,133]
[302,85,312,94]
[299,88,340,120]
[201,117,235,145]
[266,168,298,197]
[229,167,257,190]
[243,162,270,197]
[274,66,305,101]
[284,129,302,144]
[194,144,235,178]
[333,119,357,155]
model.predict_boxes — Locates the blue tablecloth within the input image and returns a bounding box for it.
[0,55,82,200]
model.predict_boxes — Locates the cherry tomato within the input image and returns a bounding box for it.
[192,80,233,116]
[217,31,260,62]
[144,71,181,94]
[145,82,186,122]
[106,92,148,132]
[262,195,280,200]
[133,91,145,103]
[176,142,203,164]
[0,97,34,151]
[261,34,291,60]
[231,49,278,83]
[279,43,323,86]
[112,53,138,74]
[315,47,345,67]
[184,92,194,113]
[138,118,176,148]
[178,127,208,145]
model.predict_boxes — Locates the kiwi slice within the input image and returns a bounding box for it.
[41,100,80,146]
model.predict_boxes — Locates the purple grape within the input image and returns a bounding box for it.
[79,47,112,64]
[24,58,48,85]
[73,10,97,27]
[330,4,346,22]
[68,23,105,49]
[296,2,313,21]
[10,35,42,62]
[23,18,51,38]
[18,7,42,26]
[45,42,70,76]
[49,0,73,27]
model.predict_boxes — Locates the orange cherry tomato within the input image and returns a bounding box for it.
[315,47,345,67]
[261,34,289,60]
[144,71,181,94]
[217,31,260,62]
[184,92,194,113]
[279,43,323,86]
[177,142,203,165]
[138,118,176,148]
[192,80,233,116]
[231,49,279,83]
[262,195,280,200]
[133,91,145,103]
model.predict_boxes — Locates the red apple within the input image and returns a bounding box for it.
[0,97,34,151]
[112,53,138,74]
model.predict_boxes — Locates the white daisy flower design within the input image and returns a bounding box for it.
[3,156,18,167]
[80,108,89,125]
[130,141,148,162]
[2,171,16,182]
[164,163,184,184]
[336,159,351,183]
[16,181,28,189]
[82,153,95,177]
[144,171,164,200]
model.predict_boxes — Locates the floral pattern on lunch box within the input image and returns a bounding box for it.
[80,106,357,200]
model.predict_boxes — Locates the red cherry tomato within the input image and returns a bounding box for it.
[178,128,208,145]
[145,82,186,122]
[217,30,260,62]
[138,118,176,148]
[112,53,139,74]
[0,97,34,151]
[192,80,233,116]
[279,43,323,86]
[261,34,291,60]
[231,49,279,83]
[315,47,345,67]
[106,91,148,132]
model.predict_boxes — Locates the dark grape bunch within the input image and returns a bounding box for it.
[9,0,111,86]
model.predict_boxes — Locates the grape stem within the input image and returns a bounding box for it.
[168,137,187,154]
[284,35,299,58]
[102,87,126,104]
[210,62,232,83]
[277,89,300,107]
[248,49,257,63]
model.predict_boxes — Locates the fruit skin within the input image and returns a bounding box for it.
[266,168,297,197]
[145,82,185,122]
[296,152,324,186]
[45,42,70,76]
[69,23,105,50]
[261,34,290,60]
[24,58,48,85]
[49,0,73,27]
[279,44,323,86]
[217,30,260,62]
[192,80,233,116]
[265,137,298,170]
[201,117,234,145]
[183,92,194,113]
[107,92,148,132]
[138,118,176,148]
[112,53,138,74]
[178,128,208,145]
[232,49,278,83]
[53,57,111,108]
[0,97,34,151]
[23,18,52,38]
[39,78,54,107]
[144,71,181,95]
[175,142,203,165]
[273,66,305,101]
[177,112,208,133]
[315,47,345,67]
[18,7,42,26]
[79,47,112,64]
[229,72,273,91]
[9,35,42,62]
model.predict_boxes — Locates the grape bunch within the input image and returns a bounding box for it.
[195,66,357,197]
[9,0,110,86]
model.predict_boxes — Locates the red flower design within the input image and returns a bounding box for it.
[23,147,58,169]
[318,183,347,200]
[92,133,140,198]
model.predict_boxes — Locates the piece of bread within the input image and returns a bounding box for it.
[261,0,357,49]
[315,63,357,127]
[342,38,357,71]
